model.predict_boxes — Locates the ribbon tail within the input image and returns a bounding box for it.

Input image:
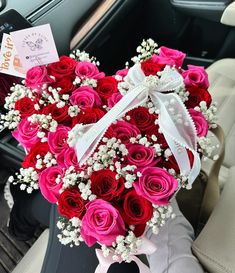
[152,92,191,175]
[132,256,152,273]
[94,249,114,273]
[94,263,111,273]
[75,126,106,166]
[188,151,201,186]
[150,92,201,185]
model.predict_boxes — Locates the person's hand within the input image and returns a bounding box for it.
[146,198,205,273]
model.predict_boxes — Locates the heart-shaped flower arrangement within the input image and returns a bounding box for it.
[1,39,217,271]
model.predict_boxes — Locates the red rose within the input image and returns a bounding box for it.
[47,56,77,78]
[164,149,194,173]
[141,60,163,76]
[127,107,156,133]
[14,97,37,118]
[96,76,118,101]
[52,76,76,94]
[22,143,50,171]
[145,124,168,149]
[58,187,86,219]
[185,86,212,108]
[72,107,105,126]
[120,190,153,237]
[90,170,124,201]
[105,120,140,144]
[42,103,71,125]
[126,144,159,170]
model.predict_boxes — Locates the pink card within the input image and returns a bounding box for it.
[10,24,59,69]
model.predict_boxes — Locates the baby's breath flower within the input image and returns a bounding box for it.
[131,38,158,63]
[10,167,39,193]
[70,49,99,65]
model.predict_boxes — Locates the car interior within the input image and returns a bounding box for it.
[0,0,235,272]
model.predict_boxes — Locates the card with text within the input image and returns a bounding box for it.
[10,24,59,69]
[0,33,26,78]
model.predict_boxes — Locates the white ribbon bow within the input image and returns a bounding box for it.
[75,63,201,186]
[95,236,157,273]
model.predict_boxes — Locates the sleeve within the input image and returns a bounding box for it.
[147,199,206,273]
[8,184,51,241]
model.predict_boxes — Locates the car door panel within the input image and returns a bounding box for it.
[170,0,232,21]
[141,0,235,67]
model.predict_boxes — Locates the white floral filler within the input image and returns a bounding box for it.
[1,39,218,268]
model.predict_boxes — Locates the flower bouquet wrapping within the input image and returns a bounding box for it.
[1,39,217,272]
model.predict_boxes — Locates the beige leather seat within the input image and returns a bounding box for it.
[207,58,235,169]
[221,1,235,27]
[11,229,49,273]
[202,58,235,188]
[194,6,235,267]
[193,165,235,273]
[201,0,235,188]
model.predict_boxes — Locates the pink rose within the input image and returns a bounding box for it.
[182,65,209,89]
[105,121,140,144]
[81,199,126,246]
[159,46,186,67]
[70,86,101,109]
[151,54,175,67]
[57,147,79,169]
[107,92,123,108]
[39,166,64,203]
[126,144,160,170]
[25,66,54,89]
[75,61,105,80]
[188,109,208,137]
[134,167,178,205]
[115,68,129,78]
[12,118,40,150]
[48,125,70,154]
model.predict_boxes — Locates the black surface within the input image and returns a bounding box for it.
[80,0,144,74]
[139,0,234,62]
[0,130,25,169]
[8,184,50,241]
[0,186,44,273]
[0,1,6,12]
[0,9,32,45]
